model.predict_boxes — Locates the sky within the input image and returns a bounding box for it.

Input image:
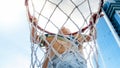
[0,0,31,68]
[0,0,120,68]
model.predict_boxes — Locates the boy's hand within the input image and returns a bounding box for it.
[25,0,28,6]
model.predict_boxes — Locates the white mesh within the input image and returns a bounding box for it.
[25,0,104,68]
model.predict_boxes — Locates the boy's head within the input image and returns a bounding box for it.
[59,27,71,35]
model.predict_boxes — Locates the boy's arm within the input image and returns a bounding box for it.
[73,26,96,42]
[75,13,98,42]
[25,0,40,44]
[84,26,96,42]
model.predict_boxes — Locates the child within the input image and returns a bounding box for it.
[25,0,103,67]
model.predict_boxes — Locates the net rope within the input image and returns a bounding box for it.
[25,0,104,68]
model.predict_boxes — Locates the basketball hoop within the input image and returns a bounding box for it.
[25,0,104,68]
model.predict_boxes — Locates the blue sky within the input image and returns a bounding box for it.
[0,0,120,68]
[0,0,31,68]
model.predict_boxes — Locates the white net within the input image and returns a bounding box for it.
[25,0,104,68]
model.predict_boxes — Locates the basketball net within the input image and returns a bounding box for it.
[25,0,104,68]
